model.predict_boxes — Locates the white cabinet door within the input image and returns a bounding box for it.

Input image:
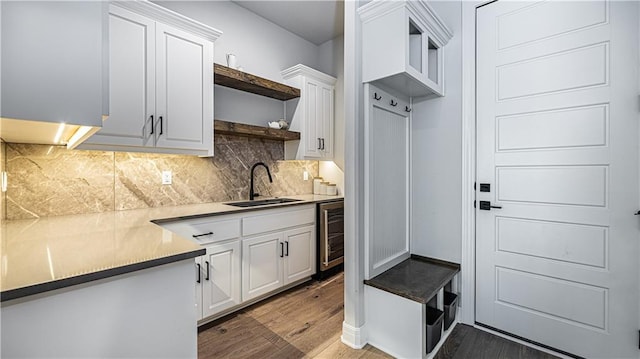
[194,258,203,320]
[304,79,322,158]
[242,233,284,301]
[283,225,316,285]
[85,6,155,147]
[319,84,334,159]
[155,23,213,153]
[302,79,334,159]
[282,65,336,160]
[201,240,241,318]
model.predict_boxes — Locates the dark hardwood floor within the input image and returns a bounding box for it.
[198,272,559,359]
[435,324,559,359]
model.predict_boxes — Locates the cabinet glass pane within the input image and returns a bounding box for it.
[409,20,422,73]
[427,38,439,83]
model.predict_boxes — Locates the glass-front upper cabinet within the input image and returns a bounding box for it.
[359,0,452,97]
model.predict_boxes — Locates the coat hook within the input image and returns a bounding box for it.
[390,100,398,107]
[405,106,411,113]
[374,93,382,101]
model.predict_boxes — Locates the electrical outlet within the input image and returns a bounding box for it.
[162,170,172,185]
[303,171,309,181]
[1,172,7,192]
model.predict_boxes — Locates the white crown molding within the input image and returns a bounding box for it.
[281,64,337,84]
[358,0,453,46]
[111,0,222,42]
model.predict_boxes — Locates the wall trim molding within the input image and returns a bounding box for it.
[112,0,222,42]
[341,321,367,349]
[460,0,493,325]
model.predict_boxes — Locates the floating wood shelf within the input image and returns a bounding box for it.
[214,120,300,141]
[214,64,301,101]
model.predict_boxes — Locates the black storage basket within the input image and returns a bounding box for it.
[426,306,444,354]
[443,292,458,330]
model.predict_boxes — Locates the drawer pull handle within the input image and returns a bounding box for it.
[205,261,210,281]
[193,231,214,238]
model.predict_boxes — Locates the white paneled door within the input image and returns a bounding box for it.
[476,1,639,357]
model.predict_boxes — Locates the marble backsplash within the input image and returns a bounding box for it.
[5,135,318,220]
[1,140,6,220]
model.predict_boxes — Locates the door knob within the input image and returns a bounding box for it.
[479,201,502,210]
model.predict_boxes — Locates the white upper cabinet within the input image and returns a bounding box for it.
[358,0,452,97]
[81,2,221,156]
[282,65,336,160]
[0,1,108,148]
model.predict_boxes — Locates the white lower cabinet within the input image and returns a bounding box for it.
[283,226,316,285]
[242,225,316,302]
[199,240,241,319]
[161,204,316,322]
[242,233,284,301]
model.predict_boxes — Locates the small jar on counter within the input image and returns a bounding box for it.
[320,182,330,195]
[326,184,337,196]
[313,177,324,195]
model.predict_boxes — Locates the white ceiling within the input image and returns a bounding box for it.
[232,0,344,45]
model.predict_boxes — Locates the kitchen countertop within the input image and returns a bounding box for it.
[364,255,460,304]
[1,194,342,302]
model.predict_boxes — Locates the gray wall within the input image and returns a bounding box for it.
[410,1,463,263]
[154,0,322,127]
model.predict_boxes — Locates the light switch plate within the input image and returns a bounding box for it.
[162,170,172,185]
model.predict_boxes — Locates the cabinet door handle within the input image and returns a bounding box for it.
[159,116,163,136]
[285,241,289,256]
[192,231,213,239]
[321,138,325,150]
[150,115,154,135]
[196,263,201,283]
[205,261,210,281]
[280,242,284,258]
[317,138,322,150]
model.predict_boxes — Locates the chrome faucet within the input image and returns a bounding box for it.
[249,162,273,200]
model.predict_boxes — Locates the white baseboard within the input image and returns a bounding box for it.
[341,321,367,349]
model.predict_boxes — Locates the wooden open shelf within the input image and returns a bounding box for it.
[214,120,300,141]
[214,64,301,101]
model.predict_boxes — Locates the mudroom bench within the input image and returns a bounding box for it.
[364,255,460,359]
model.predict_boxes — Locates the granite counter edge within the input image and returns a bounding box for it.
[1,248,205,302]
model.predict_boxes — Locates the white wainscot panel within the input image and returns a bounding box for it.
[497,217,608,268]
[497,166,607,207]
[496,104,608,151]
[497,43,608,100]
[496,267,607,330]
[497,1,608,50]
[370,106,408,269]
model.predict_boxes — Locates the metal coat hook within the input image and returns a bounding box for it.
[390,100,398,107]
[405,106,412,113]
[374,93,382,101]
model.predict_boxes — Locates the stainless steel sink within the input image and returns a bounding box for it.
[225,198,302,207]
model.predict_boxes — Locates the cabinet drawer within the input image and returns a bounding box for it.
[163,218,240,245]
[242,205,315,237]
